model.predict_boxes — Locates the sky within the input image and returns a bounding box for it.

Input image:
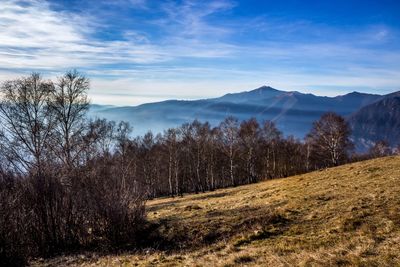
[0,0,400,105]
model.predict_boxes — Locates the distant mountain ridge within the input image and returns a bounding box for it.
[348,94,400,151]
[88,86,399,151]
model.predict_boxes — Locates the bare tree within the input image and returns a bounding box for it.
[306,112,353,167]
[0,73,55,174]
[139,131,158,198]
[164,128,180,196]
[50,70,89,169]
[219,116,239,186]
[369,140,391,158]
[260,120,281,178]
[205,127,220,190]
[239,118,260,184]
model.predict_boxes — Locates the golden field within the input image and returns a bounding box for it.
[34,156,400,266]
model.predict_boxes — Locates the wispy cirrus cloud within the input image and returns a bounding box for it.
[0,0,170,69]
[0,0,239,71]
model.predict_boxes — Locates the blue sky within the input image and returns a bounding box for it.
[1,0,399,105]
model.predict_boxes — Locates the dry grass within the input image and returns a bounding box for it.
[33,156,400,266]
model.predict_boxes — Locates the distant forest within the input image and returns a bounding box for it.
[0,72,396,265]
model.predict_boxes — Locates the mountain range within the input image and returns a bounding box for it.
[88,86,400,151]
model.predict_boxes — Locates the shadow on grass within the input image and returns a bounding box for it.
[191,192,229,201]
[139,205,292,252]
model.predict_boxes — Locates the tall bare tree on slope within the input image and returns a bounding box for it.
[0,73,55,174]
[306,112,353,167]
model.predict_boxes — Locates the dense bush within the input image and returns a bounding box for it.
[0,165,146,265]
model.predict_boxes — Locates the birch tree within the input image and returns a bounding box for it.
[219,116,239,186]
[306,112,353,167]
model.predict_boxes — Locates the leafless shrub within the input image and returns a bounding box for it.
[0,72,146,265]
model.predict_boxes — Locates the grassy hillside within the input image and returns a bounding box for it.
[34,156,400,266]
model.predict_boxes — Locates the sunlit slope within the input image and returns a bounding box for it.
[38,156,400,266]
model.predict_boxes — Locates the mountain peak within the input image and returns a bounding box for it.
[218,86,284,103]
[244,85,284,96]
[253,85,281,92]
[337,91,363,98]
[332,91,380,102]
[258,85,275,89]
[349,91,362,95]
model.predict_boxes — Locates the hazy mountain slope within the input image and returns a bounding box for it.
[37,156,400,266]
[89,86,383,138]
[214,86,284,103]
[349,95,400,151]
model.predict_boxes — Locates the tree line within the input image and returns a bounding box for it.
[113,112,353,198]
[0,72,395,265]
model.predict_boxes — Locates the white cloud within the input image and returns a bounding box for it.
[0,0,399,105]
[0,0,165,101]
[0,0,237,71]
